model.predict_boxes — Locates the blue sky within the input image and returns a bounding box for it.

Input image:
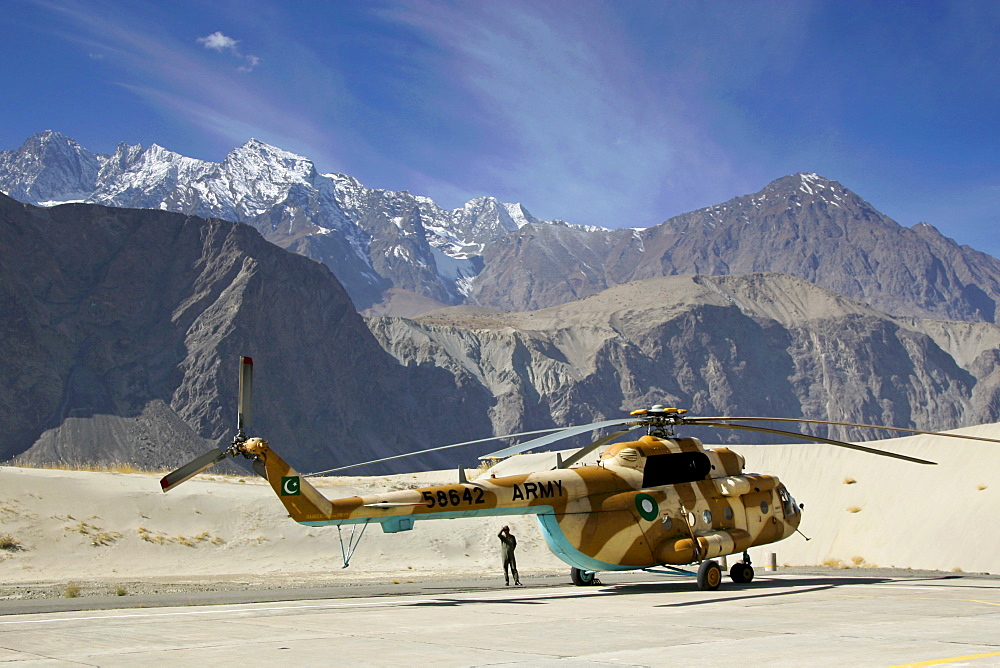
[3,0,998,256]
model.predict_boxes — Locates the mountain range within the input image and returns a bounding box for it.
[3,131,999,322]
[2,131,999,471]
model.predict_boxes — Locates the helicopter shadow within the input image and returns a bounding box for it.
[404,576,845,609]
[404,572,983,609]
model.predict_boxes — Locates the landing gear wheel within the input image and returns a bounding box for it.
[570,567,598,586]
[697,560,722,591]
[730,562,755,583]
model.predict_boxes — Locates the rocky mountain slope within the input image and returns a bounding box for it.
[0,131,564,312]
[0,193,491,472]
[368,273,1000,444]
[4,132,998,322]
[476,174,1000,321]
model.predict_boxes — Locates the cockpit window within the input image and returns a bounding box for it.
[778,487,799,517]
[642,452,712,487]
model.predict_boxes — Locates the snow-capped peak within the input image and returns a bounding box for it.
[226,139,316,181]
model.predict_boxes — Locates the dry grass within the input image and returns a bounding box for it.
[0,533,24,551]
[822,558,844,568]
[846,506,863,513]
[977,484,987,491]
[137,526,225,546]
[19,461,167,475]
[13,461,258,484]
[842,477,857,485]
[851,556,866,566]
[64,521,123,547]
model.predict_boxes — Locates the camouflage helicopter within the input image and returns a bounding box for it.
[162,357,1000,590]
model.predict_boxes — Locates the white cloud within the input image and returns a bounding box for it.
[197,30,260,72]
[197,31,239,53]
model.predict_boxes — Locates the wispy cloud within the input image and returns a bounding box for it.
[373,0,819,225]
[23,1,337,163]
[197,30,261,72]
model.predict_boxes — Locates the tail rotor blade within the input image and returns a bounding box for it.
[160,448,228,492]
[238,356,253,435]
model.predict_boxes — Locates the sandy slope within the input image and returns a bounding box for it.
[1,423,998,593]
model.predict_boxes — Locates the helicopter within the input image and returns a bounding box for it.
[162,356,1000,590]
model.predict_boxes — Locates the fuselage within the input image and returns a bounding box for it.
[246,434,802,570]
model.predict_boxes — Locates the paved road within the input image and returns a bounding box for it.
[1,571,998,666]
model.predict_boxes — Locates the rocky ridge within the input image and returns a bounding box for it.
[368,273,1000,444]
[476,174,1000,321]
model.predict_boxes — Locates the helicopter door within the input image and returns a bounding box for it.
[742,491,772,530]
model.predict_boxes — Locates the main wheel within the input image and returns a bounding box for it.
[697,560,723,591]
[570,567,597,586]
[730,562,755,583]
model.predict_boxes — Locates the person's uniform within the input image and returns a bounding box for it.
[498,529,520,585]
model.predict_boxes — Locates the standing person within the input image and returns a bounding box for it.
[498,525,521,586]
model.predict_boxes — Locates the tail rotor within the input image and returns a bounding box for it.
[160,356,256,492]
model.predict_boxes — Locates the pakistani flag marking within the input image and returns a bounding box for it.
[281,476,301,496]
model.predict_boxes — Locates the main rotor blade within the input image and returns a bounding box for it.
[160,448,228,492]
[481,418,639,460]
[559,426,646,469]
[686,416,1000,446]
[694,421,937,465]
[303,427,568,477]
[238,356,253,434]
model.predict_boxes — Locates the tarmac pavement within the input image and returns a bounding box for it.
[1,570,998,666]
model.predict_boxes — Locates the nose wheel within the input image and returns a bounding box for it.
[730,561,755,583]
[729,551,755,583]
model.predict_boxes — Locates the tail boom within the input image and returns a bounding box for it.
[242,438,604,530]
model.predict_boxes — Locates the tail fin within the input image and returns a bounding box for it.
[242,437,334,521]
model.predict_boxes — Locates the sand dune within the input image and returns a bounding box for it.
[1,423,997,593]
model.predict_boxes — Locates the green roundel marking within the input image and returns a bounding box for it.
[635,493,658,521]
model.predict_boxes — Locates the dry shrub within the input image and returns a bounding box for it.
[846,506,862,513]
[842,477,857,485]
[0,533,23,551]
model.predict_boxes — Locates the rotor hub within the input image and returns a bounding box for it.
[631,405,689,437]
